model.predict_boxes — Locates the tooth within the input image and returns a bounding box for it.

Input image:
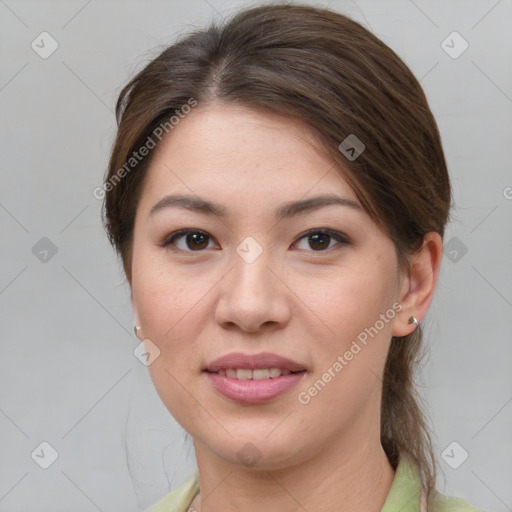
[269,367,282,378]
[237,369,252,380]
[252,368,270,380]
[221,368,294,379]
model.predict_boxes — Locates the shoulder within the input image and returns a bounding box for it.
[385,454,486,512]
[431,489,486,512]
[143,472,200,512]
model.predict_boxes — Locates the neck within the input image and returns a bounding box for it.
[190,434,395,512]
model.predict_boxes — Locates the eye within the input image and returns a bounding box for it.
[161,229,218,252]
[161,228,349,253]
[291,228,349,252]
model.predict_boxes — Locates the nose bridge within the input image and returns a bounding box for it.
[231,236,275,298]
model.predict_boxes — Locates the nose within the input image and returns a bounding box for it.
[214,250,292,334]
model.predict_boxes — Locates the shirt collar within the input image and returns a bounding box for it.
[380,455,426,512]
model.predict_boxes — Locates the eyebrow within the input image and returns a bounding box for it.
[149,193,362,220]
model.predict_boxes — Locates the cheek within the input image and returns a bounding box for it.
[133,264,209,425]
[296,260,397,422]
[300,254,398,341]
[297,253,397,411]
[131,257,211,412]
[132,249,206,341]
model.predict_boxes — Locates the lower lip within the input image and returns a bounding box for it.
[204,371,306,404]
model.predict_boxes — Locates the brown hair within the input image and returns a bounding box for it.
[102,2,450,507]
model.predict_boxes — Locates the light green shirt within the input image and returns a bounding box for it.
[145,455,483,512]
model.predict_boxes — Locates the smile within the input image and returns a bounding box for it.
[204,369,307,403]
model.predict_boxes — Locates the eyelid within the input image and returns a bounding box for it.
[161,227,350,253]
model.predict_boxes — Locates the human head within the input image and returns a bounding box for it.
[102,2,450,504]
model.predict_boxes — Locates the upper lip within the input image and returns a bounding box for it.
[204,352,306,372]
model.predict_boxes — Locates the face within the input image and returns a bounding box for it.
[130,102,408,470]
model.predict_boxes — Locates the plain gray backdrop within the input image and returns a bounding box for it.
[1,0,511,511]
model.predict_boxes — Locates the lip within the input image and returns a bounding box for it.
[205,371,306,404]
[204,351,306,373]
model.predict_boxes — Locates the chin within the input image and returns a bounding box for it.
[200,434,313,471]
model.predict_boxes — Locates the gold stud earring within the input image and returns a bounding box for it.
[134,325,141,337]
[408,316,419,328]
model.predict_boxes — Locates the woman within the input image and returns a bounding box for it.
[101,3,483,511]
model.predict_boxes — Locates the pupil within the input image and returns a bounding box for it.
[188,233,208,250]
[310,233,329,250]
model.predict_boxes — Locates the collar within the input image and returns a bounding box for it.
[380,455,427,512]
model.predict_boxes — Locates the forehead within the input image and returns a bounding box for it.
[138,103,359,214]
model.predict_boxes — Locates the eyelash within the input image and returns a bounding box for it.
[160,228,350,254]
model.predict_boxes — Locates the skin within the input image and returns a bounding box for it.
[130,102,443,512]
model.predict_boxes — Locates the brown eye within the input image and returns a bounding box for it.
[161,228,349,254]
[292,229,349,252]
[162,229,217,252]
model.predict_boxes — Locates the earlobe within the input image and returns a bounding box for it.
[392,232,443,337]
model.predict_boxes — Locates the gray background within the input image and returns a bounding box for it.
[1,0,511,511]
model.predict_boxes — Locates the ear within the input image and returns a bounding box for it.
[392,232,443,337]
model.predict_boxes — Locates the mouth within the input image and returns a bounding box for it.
[203,369,307,404]
[203,352,307,403]
[204,368,306,380]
